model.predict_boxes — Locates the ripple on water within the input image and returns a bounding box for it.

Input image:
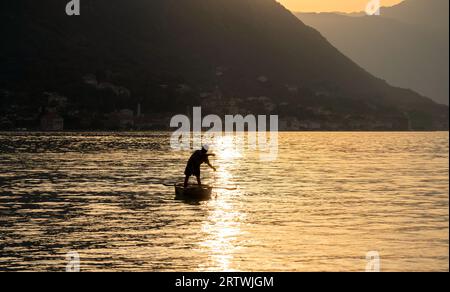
[0,132,448,271]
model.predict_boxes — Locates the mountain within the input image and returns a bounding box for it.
[0,0,448,130]
[296,0,449,106]
[382,0,449,32]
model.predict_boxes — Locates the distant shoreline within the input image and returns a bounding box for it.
[0,130,448,134]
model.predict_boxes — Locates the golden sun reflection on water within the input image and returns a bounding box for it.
[213,134,243,160]
[0,132,448,271]
[198,197,244,271]
[197,135,245,271]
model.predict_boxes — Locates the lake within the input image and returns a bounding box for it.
[0,132,448,271]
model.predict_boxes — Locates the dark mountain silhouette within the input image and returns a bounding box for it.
[297,0,449,106]
[0,0,448,130]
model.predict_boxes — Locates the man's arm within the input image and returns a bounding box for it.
[207,161,217,172]
[206,157,217,172]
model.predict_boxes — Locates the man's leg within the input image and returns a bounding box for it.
[196,176,202,186]
[184,176,190,188]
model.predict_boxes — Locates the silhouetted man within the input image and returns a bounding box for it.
[184,145,216,188]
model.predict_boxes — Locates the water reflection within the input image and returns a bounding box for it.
[0,132,448,271]
[198,134,244,271]
[198,198,243,271]
[213,134,243,160]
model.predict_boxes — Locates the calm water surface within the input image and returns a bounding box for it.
[0,132,448,271]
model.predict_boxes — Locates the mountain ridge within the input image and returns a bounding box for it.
[0,0,447,130]
[296,0,449,106]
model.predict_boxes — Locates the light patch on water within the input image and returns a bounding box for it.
[0,132,448,271]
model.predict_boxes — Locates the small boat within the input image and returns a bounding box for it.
[174,183,213,201]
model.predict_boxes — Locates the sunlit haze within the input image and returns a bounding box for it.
[278,0,404,12]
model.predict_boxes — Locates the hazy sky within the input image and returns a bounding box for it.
[278,0,404,12]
